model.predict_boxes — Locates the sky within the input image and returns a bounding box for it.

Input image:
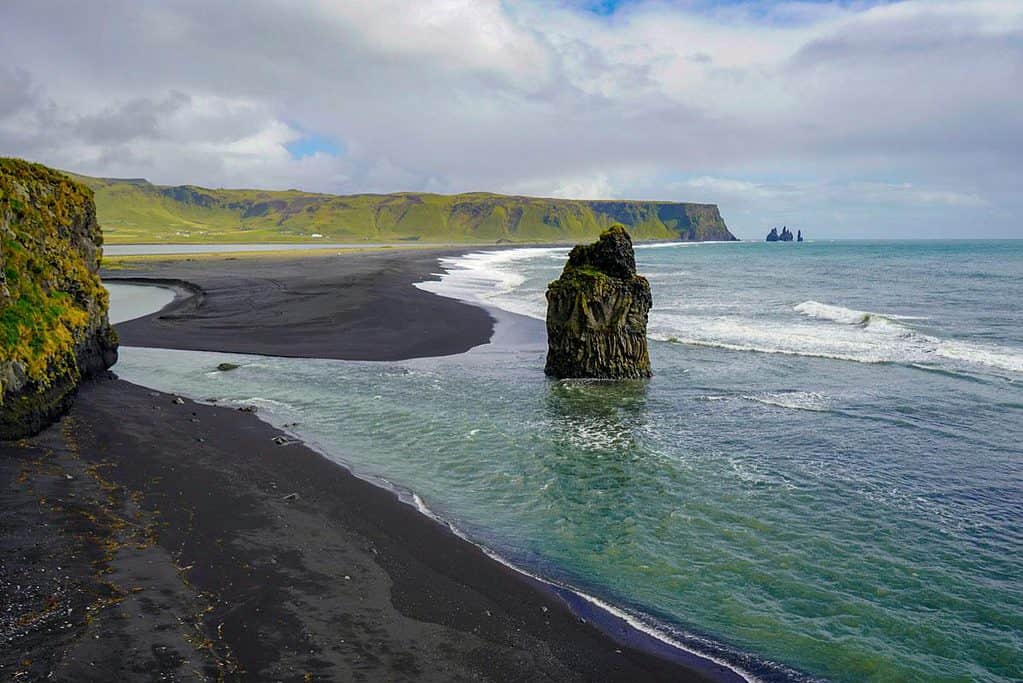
[1,0,1020,239]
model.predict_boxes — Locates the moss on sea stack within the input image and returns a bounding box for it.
[545,225,652,379]
[0,158,118,439]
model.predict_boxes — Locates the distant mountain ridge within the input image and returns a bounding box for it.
[65,173,737,244]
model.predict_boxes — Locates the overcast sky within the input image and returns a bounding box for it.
[1,0,1020,238]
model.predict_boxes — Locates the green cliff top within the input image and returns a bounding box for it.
[65,172,736,245]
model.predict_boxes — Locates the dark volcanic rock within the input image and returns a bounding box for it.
[766,226,795,242]
[544,226,652,379]
[0,158,118,439]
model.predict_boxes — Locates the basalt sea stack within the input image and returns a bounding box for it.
[545,225,652,379]
[0,159,118,438]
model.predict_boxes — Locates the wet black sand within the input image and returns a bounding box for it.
[1,248,737,681]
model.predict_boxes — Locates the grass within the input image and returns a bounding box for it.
[63,172,735,245]
[1,159,107,388]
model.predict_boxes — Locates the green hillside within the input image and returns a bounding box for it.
[66,173,736,244]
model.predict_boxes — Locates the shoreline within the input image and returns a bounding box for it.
[4,248,747,680]
[102,248,496,361]
[108,248,759,680]
[2,376,740,681]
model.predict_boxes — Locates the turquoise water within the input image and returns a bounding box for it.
[111,240,1023,682]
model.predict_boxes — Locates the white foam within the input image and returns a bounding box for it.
[794,300,873,326]
[409,492,757,682]
[415,247,563,320]
[230,396,295,411]
[934,340,1023,375]
[742,391,832,412]
[654,304,1023,376]
[417,250,1023,378]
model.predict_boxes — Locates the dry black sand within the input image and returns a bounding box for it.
[106,249,495,361]
[1,249,737,681]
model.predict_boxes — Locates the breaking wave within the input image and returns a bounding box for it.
[417,250,1023,378]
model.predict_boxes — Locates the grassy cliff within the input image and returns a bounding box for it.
[67,174,736,244]
[0,159,118,438]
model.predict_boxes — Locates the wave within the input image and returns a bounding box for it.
[417,250,1023,378]
[793,301,1023,375]
[658,326,1023,377]
[794,300,927,327]
[415,247,563,320]
[741,391,832,412]
[932,340,1023,375]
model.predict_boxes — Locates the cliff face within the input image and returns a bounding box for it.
[0,159,118,439]
[67,173,738,244]
[545,226,652,379]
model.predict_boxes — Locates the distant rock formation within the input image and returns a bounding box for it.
[0,159,118,439]
[766,226,795,242]
[544,225,652,379]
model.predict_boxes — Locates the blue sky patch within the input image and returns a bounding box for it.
[575,0,895,22]
[286,133,343,160]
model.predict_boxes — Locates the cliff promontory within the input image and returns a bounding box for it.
[0,159,118,439]
[69,172,738,245]
[545,225,652,379]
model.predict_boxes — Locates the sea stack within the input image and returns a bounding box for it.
[766,226,795,242]
[544,225,652,379]
[0,159,118,438]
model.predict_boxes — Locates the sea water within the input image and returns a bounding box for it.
[104,283,176,324]
[110,240,1023,682]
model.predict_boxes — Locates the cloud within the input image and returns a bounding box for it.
[682,176,784,200]
[850,182,988,208]
[0,67,37,119]
[75,92,191,144]
[0,0,1019,236]
[679,176,987,208]
[549,173,616,199]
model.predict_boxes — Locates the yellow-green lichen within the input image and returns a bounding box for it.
[0,158,110,397]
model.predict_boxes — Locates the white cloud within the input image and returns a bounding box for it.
[682,177,783,200]
[548,173,615,200]
[851,182,988,208]
[0,0,1019,236]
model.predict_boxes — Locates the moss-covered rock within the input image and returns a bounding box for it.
[544,225,652,379]
[0,158,118,439]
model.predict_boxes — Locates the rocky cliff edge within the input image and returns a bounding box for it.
[0,158,118,439]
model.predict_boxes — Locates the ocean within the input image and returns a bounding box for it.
[110,240,1023,682]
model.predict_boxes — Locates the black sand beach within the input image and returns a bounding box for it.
[106,249,495,360]
[2,248,735,681]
